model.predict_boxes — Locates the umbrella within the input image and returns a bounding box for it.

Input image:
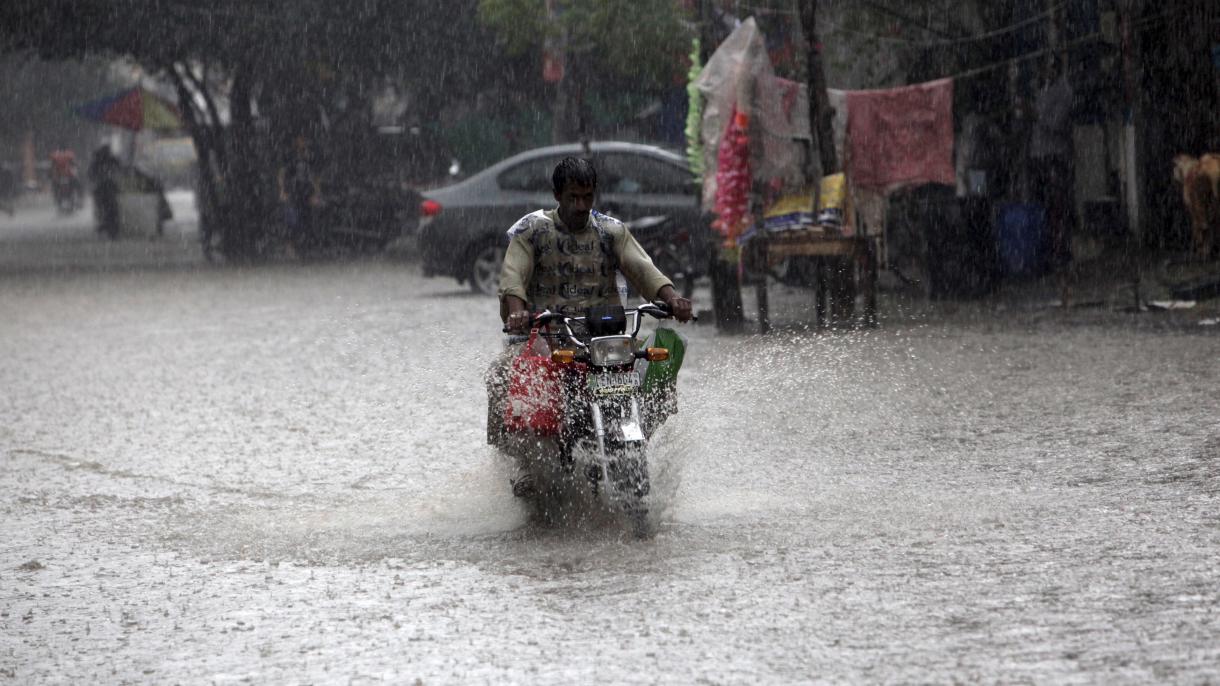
[75,86,182,132]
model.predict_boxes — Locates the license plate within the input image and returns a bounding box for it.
[620,421,645,442]
[588,371,640,395]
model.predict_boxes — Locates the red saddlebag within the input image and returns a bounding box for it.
[503,329,562,436]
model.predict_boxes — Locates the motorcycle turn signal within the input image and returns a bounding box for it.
[638,347,670,362]
[551,349,582,364]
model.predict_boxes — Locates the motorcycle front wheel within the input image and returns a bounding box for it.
[608,444,652,538]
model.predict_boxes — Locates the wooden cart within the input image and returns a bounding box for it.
[743,231,880,333]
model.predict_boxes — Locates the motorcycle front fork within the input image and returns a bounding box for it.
[561,397,644,497]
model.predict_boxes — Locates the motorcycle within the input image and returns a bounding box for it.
[504,301,688,538]
[628,215,707,299]
[52,174,82,215]
[288,181,419,258]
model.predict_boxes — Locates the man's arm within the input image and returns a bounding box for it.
[615,226,694,322]
[499,233,535,331]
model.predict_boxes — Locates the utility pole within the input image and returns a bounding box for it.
[799,0,837,175]
[1115,0,1144,310]
[798,0,860,327]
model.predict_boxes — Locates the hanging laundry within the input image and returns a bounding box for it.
[846,78,955,191]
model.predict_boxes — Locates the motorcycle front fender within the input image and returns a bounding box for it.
[592,395,647,445]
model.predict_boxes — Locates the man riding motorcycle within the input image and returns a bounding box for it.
[487,156,694,497]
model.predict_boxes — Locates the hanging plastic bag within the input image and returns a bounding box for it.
[641,326,687,391]
[503,329,563,436]
[638,326,687,435]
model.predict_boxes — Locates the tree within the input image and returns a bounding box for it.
[478,0,693,143]
[0,0,508,260]
[0,51,124,165]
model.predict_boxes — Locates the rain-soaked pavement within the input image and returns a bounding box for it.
[2,199,1219,683]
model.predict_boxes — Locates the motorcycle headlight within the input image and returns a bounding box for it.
[588,336,635,367]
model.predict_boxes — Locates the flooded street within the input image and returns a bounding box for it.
[2,212,1219,683]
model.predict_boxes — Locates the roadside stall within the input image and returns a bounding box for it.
[75,86,181,237]
[694,15,964,333]
[743,173,879,332]
[693,18,880,332]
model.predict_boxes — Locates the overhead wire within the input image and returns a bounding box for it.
[938,9,1178,82]
[741,1,1067,47]
[823,4,1068,48]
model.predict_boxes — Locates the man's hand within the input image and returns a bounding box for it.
[657,285,693,323]
[505,310,532,333]
[502,295,531,333]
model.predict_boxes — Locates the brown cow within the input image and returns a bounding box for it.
[1173,153,1220,259]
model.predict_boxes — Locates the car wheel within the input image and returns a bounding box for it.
[468,240,504,296]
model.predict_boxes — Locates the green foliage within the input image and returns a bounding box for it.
[685,36,703,179]
[477,0,692,90]
[0,0,503,110]
[0,51,125,160]
[442,106,553,173]
[477,0,549,55]
[580,0,692,88]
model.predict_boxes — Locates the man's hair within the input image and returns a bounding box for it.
[552,156,597,193]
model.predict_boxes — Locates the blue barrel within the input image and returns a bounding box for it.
[995,202,1046,275]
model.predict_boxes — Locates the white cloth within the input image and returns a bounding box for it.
[694,17,811,212]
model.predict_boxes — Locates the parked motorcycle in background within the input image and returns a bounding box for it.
[287,180,421,258]
[49,149,82,215]
[627,215,705,299]
[52,174,82,215]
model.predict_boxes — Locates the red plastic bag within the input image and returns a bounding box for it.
[503,329,563,436]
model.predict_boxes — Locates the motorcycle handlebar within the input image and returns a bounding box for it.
[500,311,563,334]
[500,302,692,334]
[642,300,697,322]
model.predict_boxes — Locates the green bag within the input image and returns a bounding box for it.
[641,326,686,392]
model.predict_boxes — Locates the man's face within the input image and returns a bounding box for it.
[555,182,595,229]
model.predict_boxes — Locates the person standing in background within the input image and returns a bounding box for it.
[1028,53,1077,305]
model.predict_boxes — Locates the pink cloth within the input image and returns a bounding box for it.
[846,78,954,190]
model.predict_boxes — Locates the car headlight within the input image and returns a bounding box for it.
[588,336,635,367]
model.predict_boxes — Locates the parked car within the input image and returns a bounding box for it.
[416,141,707,296]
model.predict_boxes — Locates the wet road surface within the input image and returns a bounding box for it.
[2,208,1219,683]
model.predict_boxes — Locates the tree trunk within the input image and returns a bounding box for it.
[222,62,271,262]
[167,63,223,253]
[168,60,271,262]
